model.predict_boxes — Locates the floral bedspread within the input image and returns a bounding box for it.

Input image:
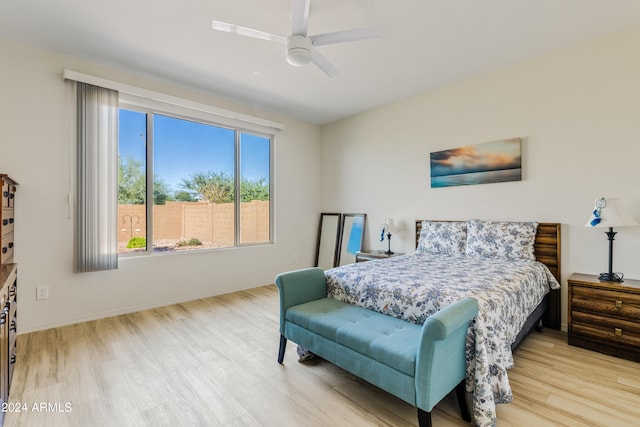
[324,252,560,427]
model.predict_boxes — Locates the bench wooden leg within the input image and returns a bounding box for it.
[455,380,471,422]
[417,381,470,427]
[277,334,287,364]
[417,408,432,427]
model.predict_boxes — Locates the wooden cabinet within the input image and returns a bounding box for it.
[0,175,17,423]
[568,273,640,362]
[1,176,17,265]
[0,264,16,424]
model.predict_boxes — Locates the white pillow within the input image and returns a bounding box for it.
[417,221,467,256]
[465,219,538,260]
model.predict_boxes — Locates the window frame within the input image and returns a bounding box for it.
[118,97,274,257]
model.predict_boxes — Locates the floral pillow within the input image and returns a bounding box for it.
[417,221,467,256]
[465,219,538,260]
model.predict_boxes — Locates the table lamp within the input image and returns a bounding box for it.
[380,218,394,255]
[585,197,639,282]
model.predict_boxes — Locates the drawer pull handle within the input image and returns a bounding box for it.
[2,219,6,226]
[614,328,623,337]
[8,242,13,249]
[1,247,6,254]
[9,218,13,224]
[615,300,623,308]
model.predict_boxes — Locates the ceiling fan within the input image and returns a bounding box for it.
[212,0,381,77]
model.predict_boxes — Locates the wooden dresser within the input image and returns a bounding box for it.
[1,176,16,265]
[0,175,17,422]
[568,273,640,362]
[0,265,16,418]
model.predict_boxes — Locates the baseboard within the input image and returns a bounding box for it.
[17,283,272,334]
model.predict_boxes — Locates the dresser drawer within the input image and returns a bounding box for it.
[1,181,8,207]
[1,208,14,237]
[571,286,640,320]
[0,235,14,264]
[568,274,640,362]
[2,182,16,208]
[571,310,640,347]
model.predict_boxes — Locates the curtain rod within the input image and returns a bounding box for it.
[62,69,285,132]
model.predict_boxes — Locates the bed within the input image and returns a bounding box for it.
[324,220,561,427]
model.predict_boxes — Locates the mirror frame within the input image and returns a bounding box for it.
[314,213,342,269]
[337,213,366,266]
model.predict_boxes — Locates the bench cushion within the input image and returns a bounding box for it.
[285,298,421,376]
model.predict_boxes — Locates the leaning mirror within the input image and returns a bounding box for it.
[338,213,366,266]
[315,213,341,270]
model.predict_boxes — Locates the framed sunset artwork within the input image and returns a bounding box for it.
[430,138,522,188]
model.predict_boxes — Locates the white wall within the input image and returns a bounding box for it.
[5,25,640,333]
[320,26,640,330]
[0,39,322,333]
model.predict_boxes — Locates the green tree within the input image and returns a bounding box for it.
[180,171,270,204]
[180,171,235,204]
[153,177,173,205]
[240,177,269,202]
[174,190,197,202]
[118,156,173,205]
[118,156,146,204]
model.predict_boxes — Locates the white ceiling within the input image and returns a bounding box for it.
[2,0,640,125]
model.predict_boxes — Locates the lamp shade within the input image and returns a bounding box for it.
[585,197,639,228]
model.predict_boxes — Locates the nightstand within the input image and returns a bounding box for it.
[355,250,405,263]
[568,273,640,362]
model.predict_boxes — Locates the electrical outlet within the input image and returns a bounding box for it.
[36,286,49,300]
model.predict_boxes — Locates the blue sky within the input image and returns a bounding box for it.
[119,109,270,192]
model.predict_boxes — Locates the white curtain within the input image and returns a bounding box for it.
[75,82,119,272]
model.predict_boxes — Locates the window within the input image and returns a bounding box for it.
[118,107,272,255]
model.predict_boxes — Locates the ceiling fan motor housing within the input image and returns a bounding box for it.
[286,34,312,66]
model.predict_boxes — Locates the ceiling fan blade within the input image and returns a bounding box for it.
[310,27,382,47]
[291,0,310,35]
[311,49,339,78]
[212,20,286,43]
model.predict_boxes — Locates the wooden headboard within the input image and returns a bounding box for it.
[415,220,562,329]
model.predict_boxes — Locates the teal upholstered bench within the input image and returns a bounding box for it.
[275,267,478,427]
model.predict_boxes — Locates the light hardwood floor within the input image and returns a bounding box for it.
[5,285,640,427]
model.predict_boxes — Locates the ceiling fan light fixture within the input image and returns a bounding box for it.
[286,34,312,66]
[211,2,382,77]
